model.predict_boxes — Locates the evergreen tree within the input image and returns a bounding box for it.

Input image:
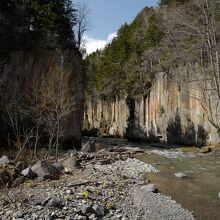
[0,0,77,52]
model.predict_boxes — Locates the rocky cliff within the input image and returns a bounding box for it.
[84,70,220,146]
[0,47,84,148]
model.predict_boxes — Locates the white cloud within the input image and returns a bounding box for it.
[106,32,117,43]
[83,32,117,55]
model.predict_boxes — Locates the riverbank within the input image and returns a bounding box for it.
[0,146,195,220]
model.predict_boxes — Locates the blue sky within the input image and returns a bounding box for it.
[75,0,158,54]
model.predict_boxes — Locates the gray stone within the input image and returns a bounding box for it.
[92,204,105,217]
[47,199,63,209]
[21,167,37,179]
[62,157,79,170]
[41,197,51,206]
[0,155,13,166]
[0,169,10,184]
[15,161,28,173]
[175,173,187,178]
[52,162,64,172]
[88,213,96,219]
[81,140,96,153]
[13,211,24,218]
[77,215,87,220]
[218,192,220,198]
[140,184,158,193]
[31,161,59,179]
[44,215,53,220]
[32,213,39,219]
[81,205,95,215]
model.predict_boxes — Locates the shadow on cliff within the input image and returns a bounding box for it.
[124,97,159,142]
[166,110,208,146]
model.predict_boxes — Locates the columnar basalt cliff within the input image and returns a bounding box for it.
[84,71,220,145]
[0,47,84,148]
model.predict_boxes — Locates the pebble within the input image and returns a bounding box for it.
[13,211,24,218]
[175,173,187,178]
[92,204,105,217]
[66,189,72,194]
[140,184,158,193]
[0,151,195,220]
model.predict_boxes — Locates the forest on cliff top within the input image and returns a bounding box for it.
[85,0,220,104]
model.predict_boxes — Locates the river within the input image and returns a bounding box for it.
[95,138,220,219]
[136,147,220,220]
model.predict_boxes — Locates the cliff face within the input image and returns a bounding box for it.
[84,70,220,146]
[0,47,84,148]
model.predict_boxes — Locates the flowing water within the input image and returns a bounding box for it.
[136,147,220,220]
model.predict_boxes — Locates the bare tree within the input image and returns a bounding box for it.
[37,69,76,160]
[5,92,34,161]
[75,2,90,49]
[163,0,220,136]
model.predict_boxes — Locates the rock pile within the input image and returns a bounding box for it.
[0,145,195,220]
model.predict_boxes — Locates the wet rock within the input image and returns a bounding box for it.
[31,161,59,179]
[81,205,95,215]
[140,184,158,193]
[199,147,212,154]
[0,155,13,167]
[178,147,199,153]
[175,173,187,178]
[212,148,220,156]
[81,139,96,153]
[52,162,64,172]
[92,204,105,217]
[21,167,37,179]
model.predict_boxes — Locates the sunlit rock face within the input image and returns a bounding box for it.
[0,48,84,148]
[84,69,220,146]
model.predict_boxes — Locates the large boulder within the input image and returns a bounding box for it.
[81,139,96,153]
[21,167,37,179]
[31,161,59,179]
[62,157,79,171]
[0,155,13,167]
[15,161,28,173]
[52,162,64,172]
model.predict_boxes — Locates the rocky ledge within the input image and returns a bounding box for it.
[0,146,195,220]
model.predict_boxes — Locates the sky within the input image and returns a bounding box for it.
[74,0,158,54]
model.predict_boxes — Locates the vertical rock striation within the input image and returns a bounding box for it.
[84,71,220,145]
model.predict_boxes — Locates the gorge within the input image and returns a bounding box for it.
[0,1,220,220]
